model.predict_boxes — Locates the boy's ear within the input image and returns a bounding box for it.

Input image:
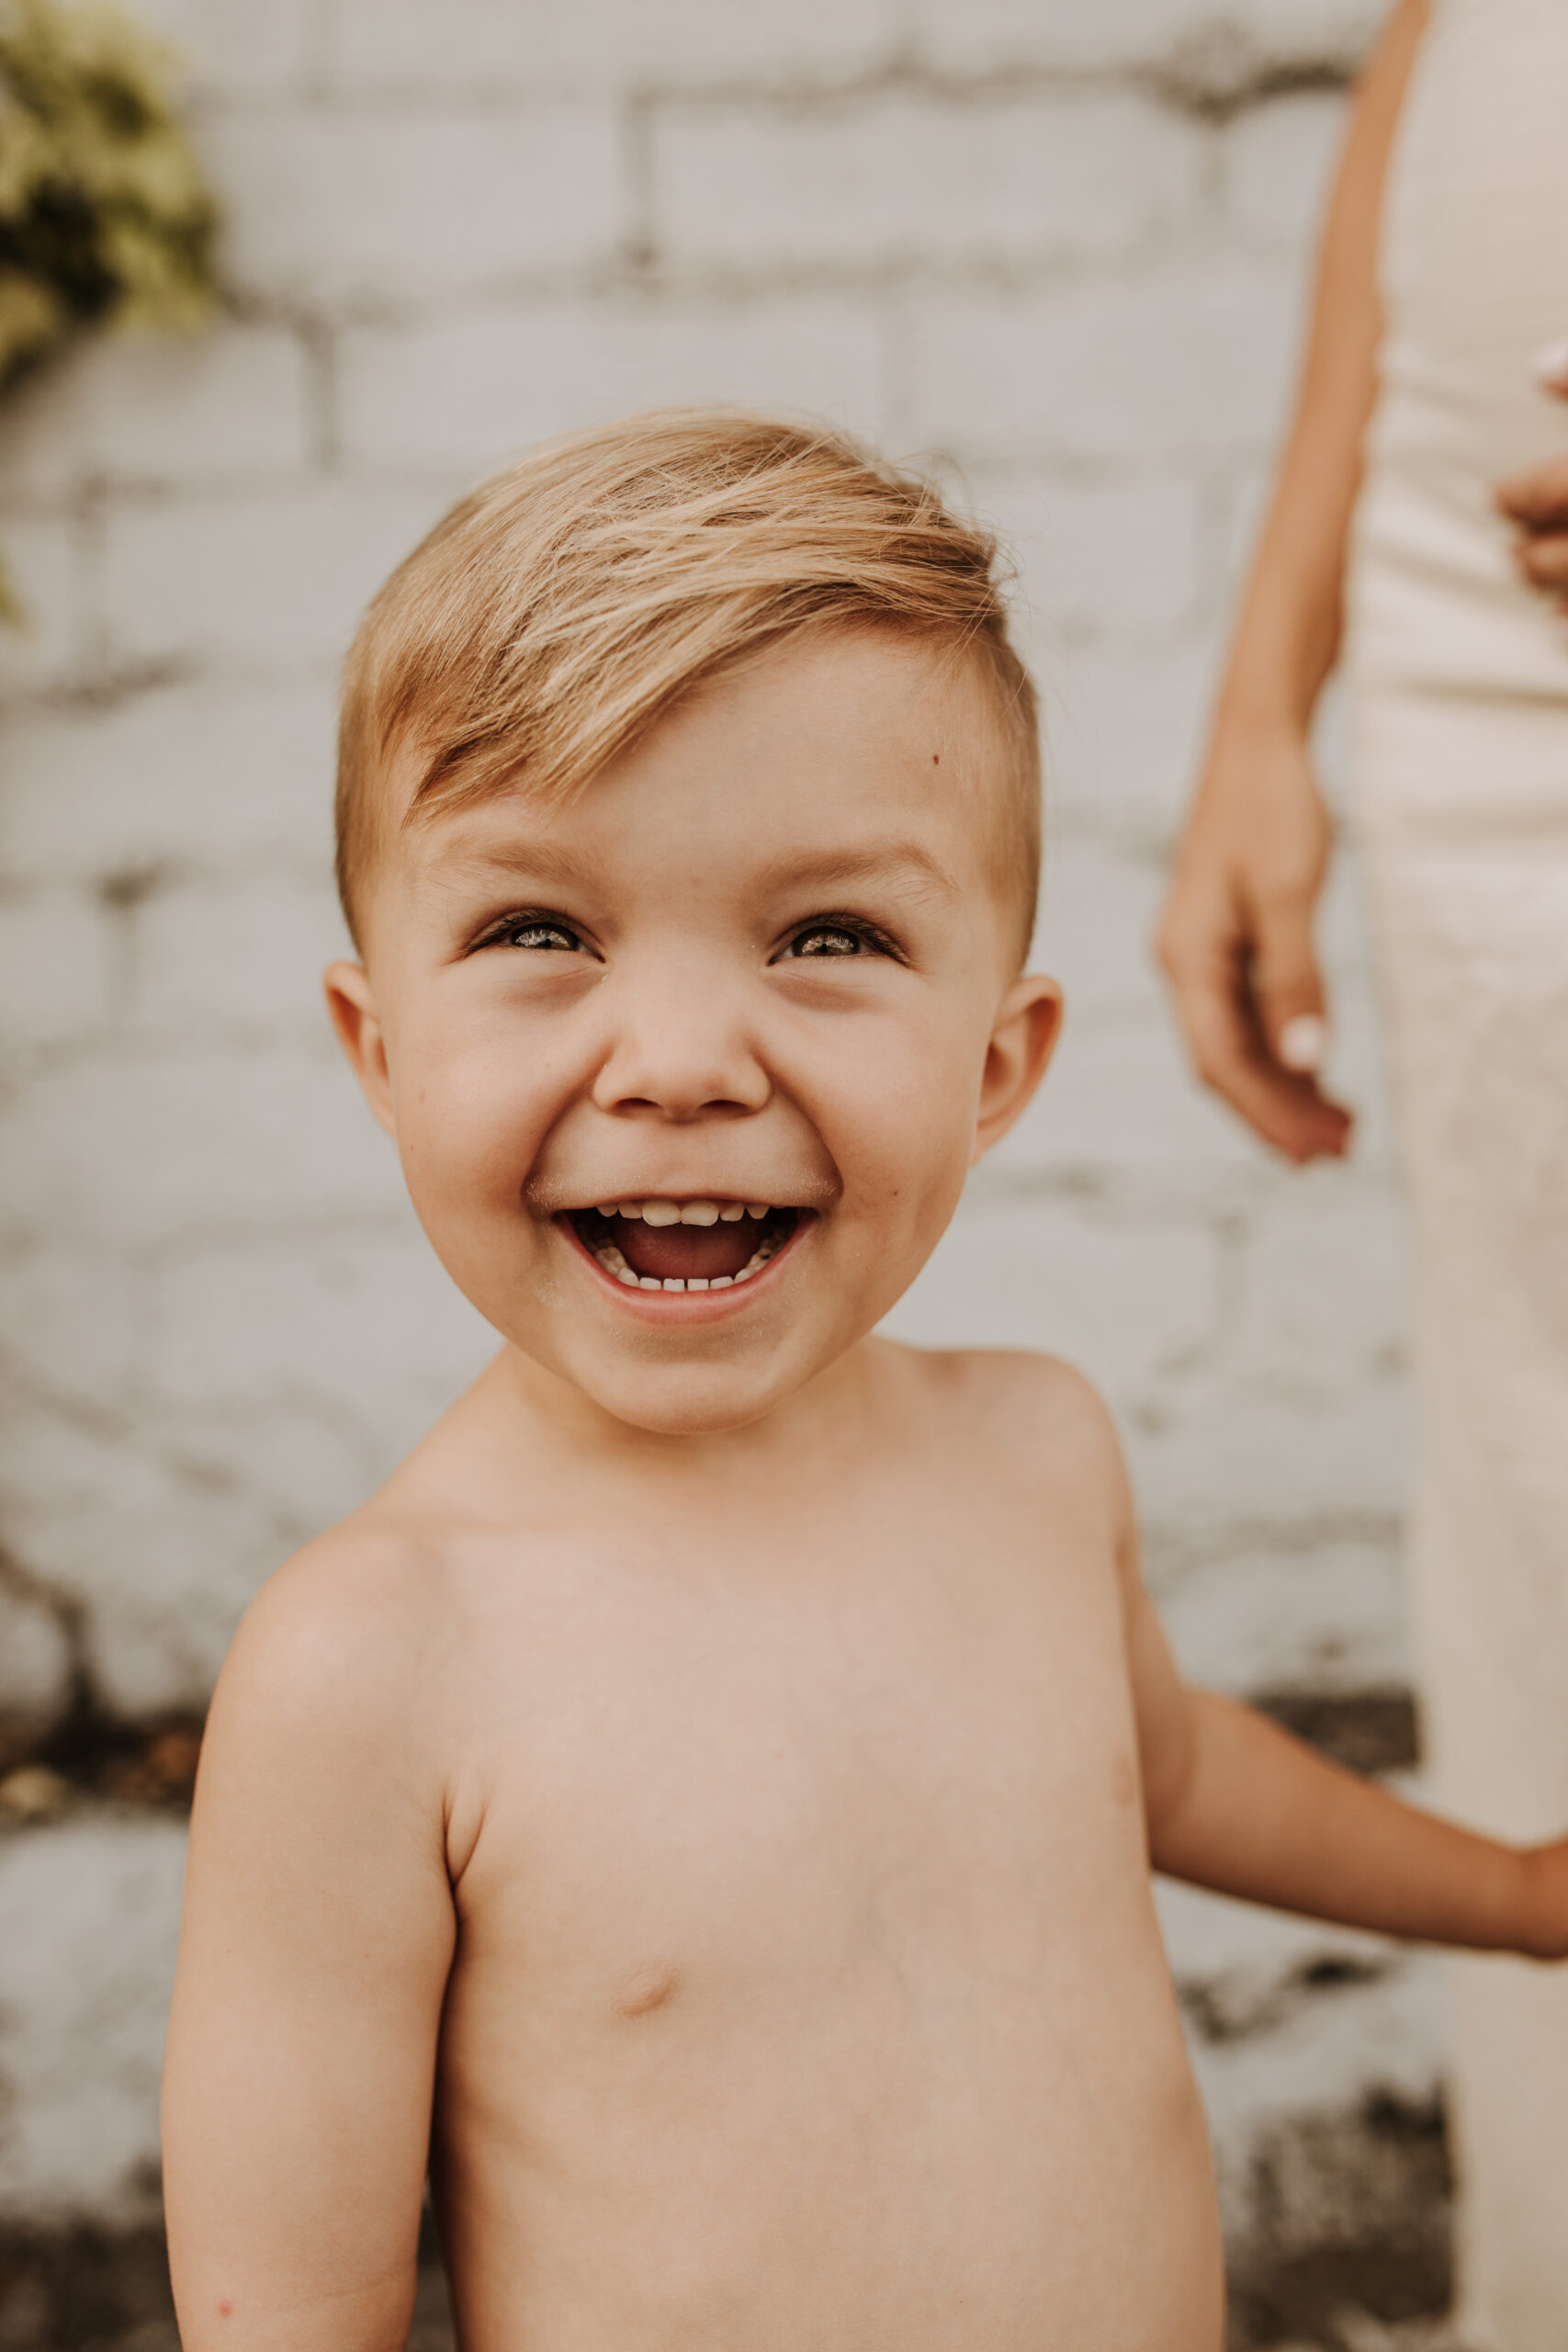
[324,960,397,1138]
[972,973,1063,1163]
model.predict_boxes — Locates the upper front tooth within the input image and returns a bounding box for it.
[596,1204,620,1217]
[615,1197,739,1224]
[746,1204,770,1219]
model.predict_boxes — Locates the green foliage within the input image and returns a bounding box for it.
[0,0,219,619]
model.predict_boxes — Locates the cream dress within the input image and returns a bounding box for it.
[1346,0,1568,2340]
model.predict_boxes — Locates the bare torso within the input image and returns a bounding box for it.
[417,1347,1222,2348]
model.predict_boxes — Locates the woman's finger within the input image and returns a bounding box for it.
[1158,899,1351,1164]
[1532,334,1568,397]
[1495,451,1568,530]
[1514,531,1568,589]
[1247,875,1328,1073]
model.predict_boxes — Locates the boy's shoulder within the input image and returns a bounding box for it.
[219,1369,521,1705]
[207,1496,466,1773]
[212,1346,1130,1724]
[886,1331,1114,1420]
[881,1338,1130,1498]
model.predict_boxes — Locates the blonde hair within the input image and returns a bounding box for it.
[336,408,1041,956]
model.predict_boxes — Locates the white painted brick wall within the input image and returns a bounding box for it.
[907,263,1306,462]
[907,0,1383,80]
[337,296,889,474]
[652,92,1207,270]
[0,681,338,874]
[212,103,626,304]
[1225,91,1350,250]
[325,0,906,91]
[0,326,314,502]
[0,1825,186,2221]
[0,0,1435,2290]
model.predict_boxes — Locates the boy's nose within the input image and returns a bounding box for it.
[590,969,772,1123]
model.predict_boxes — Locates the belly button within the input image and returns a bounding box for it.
[617,1963,679,2018]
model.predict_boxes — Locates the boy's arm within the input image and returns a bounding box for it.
[162,1542,458,2351]
[1122,1522,1568,1958]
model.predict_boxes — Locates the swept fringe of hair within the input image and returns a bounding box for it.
[336,408,1040,953]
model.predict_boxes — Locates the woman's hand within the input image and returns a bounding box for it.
[1157,725,1353,1165]
[1495,340,1568,609]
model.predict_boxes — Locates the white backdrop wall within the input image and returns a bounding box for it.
[0,0,1434,2299]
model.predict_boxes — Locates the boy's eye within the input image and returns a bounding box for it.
[497,919,586,953]
[781,922,886,960]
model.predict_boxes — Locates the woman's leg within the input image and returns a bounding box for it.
[1359,692,1568,2349]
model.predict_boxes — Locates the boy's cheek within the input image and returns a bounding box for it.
[818,1096,975,1286]
[391,1051,560,1223]
[818,1023,982,1175]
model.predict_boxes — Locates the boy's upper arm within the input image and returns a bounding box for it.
[1015,1355,1198,1837]
[1116,1511,1201,1841]
[163,1535,459,2352]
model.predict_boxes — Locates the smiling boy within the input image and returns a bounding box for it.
[162,412,1568,2351]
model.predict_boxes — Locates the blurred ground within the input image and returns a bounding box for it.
[0,2218,1470,2352]
[0,2226,455,2351]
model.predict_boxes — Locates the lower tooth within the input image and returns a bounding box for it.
[687,1278,709,1291]
[710,1275,733,1288]
[616,1268,639,1286]
[638,1276,661,1290]
[662,1278,684,1292]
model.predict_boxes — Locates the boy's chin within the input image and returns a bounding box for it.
[599,1387,784,1439]
[507,1321,847,1440]
[567,1354,813,1439]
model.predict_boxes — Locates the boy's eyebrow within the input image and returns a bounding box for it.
[747,841,958,903]
[430,836,606,891]
[429,832,958,902]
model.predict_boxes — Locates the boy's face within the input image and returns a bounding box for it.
[329,630,1060,1437]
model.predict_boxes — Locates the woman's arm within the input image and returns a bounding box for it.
[1156,0,1428,1163]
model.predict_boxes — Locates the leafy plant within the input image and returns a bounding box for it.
[0,0,218,616]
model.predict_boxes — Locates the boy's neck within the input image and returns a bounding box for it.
[434,1333,905,1506]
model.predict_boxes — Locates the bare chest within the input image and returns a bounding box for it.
[430,1515,1217,2348]
[446,1519,1154,2067]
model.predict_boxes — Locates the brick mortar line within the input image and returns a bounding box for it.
[178,50,1359,121]
[177,238,1316,325]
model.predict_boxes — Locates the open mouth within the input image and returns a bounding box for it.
[566,1200,805,1294]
